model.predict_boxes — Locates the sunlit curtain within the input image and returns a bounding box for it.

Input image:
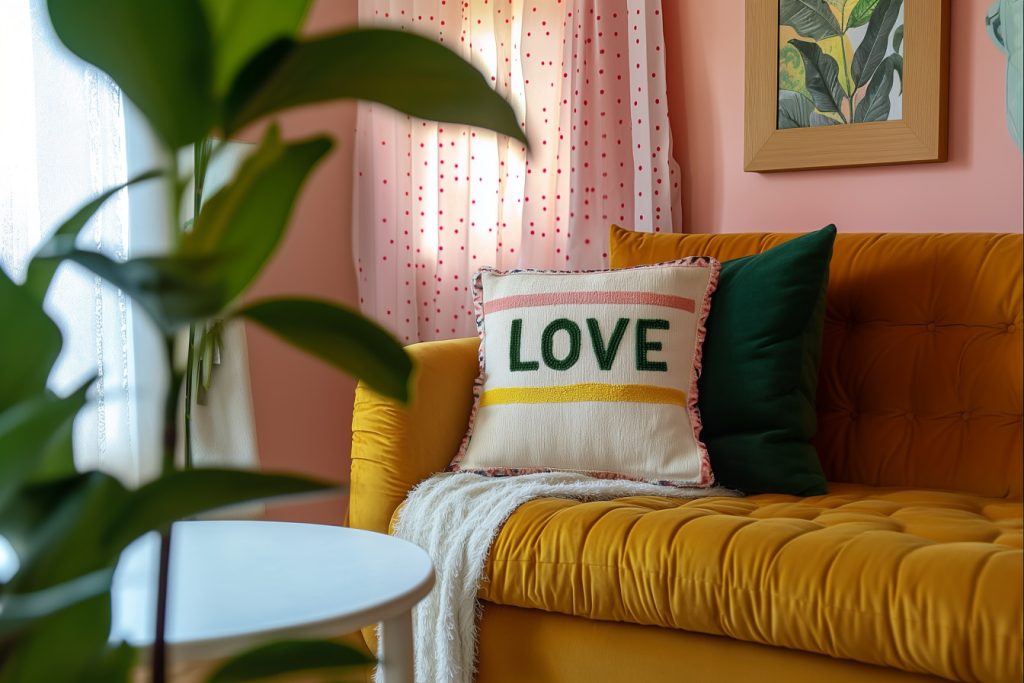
[0,0,144,483]
[0,0,258,486]
[353,0,680,343]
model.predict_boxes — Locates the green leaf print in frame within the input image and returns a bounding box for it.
[778,0,905,128]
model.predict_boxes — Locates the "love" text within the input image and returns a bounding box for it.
[509,318,669,372]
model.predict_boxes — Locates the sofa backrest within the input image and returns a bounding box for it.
[610,231,1023,498]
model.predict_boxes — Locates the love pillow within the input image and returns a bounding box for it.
[450,259,720,487]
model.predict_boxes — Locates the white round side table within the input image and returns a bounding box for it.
[110,520,434,683]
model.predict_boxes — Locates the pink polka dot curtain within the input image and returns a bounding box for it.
[353,0,680,343]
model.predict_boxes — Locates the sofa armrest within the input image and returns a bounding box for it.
[349,336,480,534]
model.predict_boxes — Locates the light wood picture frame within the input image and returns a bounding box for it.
[744,0,950,172]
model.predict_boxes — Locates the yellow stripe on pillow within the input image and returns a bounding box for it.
[480,383,686,407]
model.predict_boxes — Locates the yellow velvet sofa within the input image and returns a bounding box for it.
[350,232,1023,683]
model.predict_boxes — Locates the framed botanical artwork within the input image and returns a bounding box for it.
[744,0,950,172]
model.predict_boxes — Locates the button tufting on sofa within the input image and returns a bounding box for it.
[480,483,1022,683]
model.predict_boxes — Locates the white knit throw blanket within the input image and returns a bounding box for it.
[380,471,739,683]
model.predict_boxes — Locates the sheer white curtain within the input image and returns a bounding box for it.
[353,0,680,344]
[1,0,258,486]
[1,0,149,484]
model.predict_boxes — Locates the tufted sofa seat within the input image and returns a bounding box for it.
[351,232,1023,683]
[481,484,1022,683]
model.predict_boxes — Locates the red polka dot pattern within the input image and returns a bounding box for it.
[353,0,681,343]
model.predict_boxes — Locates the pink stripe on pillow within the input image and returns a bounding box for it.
[483,291,696,315]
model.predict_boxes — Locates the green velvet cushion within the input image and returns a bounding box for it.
[698,226,836,496]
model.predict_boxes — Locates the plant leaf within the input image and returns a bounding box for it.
[851,0,903,87]
[237,298,413,403]
[0,567,114,637]
[23,170,163,304]
[35,249,229,334]
[0,382,90,512]
[847,0,882,29]
[789,40,847,117]
[779,0,841,40]
[0,472,128,593]
[39,129,330,332]
[893,24,904,54]
[182,126,332,305]
[82,643,137,682]
[46,0,214,148]
[206,639,374,683]
[0,270,61,414]
[779,41,812,99]
[201,0,312,96]
[0,595,113,683]
[104,469,338,551]
[28,390,93,487]
[3,470,333,613]
[811,112,841,126]
[778,90,841,128]
[778,90,817,128]
[222,29,527,145]
[854,53,902,122]
[818,34,856,96]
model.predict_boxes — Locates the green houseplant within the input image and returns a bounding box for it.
[0,1,525,681]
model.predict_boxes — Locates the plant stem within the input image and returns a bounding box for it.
[153,337,183,681]
[838,27,853,123]
[182,139,211,471]
[183,325,197,470]
[161,337,182,475]
[155,135,215,683]
[152,527,173,683]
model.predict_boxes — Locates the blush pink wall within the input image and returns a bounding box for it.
[662,0,1024,233]
[244,0,359,525]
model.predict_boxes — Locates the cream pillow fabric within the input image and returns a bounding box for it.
[450,259,720,487]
